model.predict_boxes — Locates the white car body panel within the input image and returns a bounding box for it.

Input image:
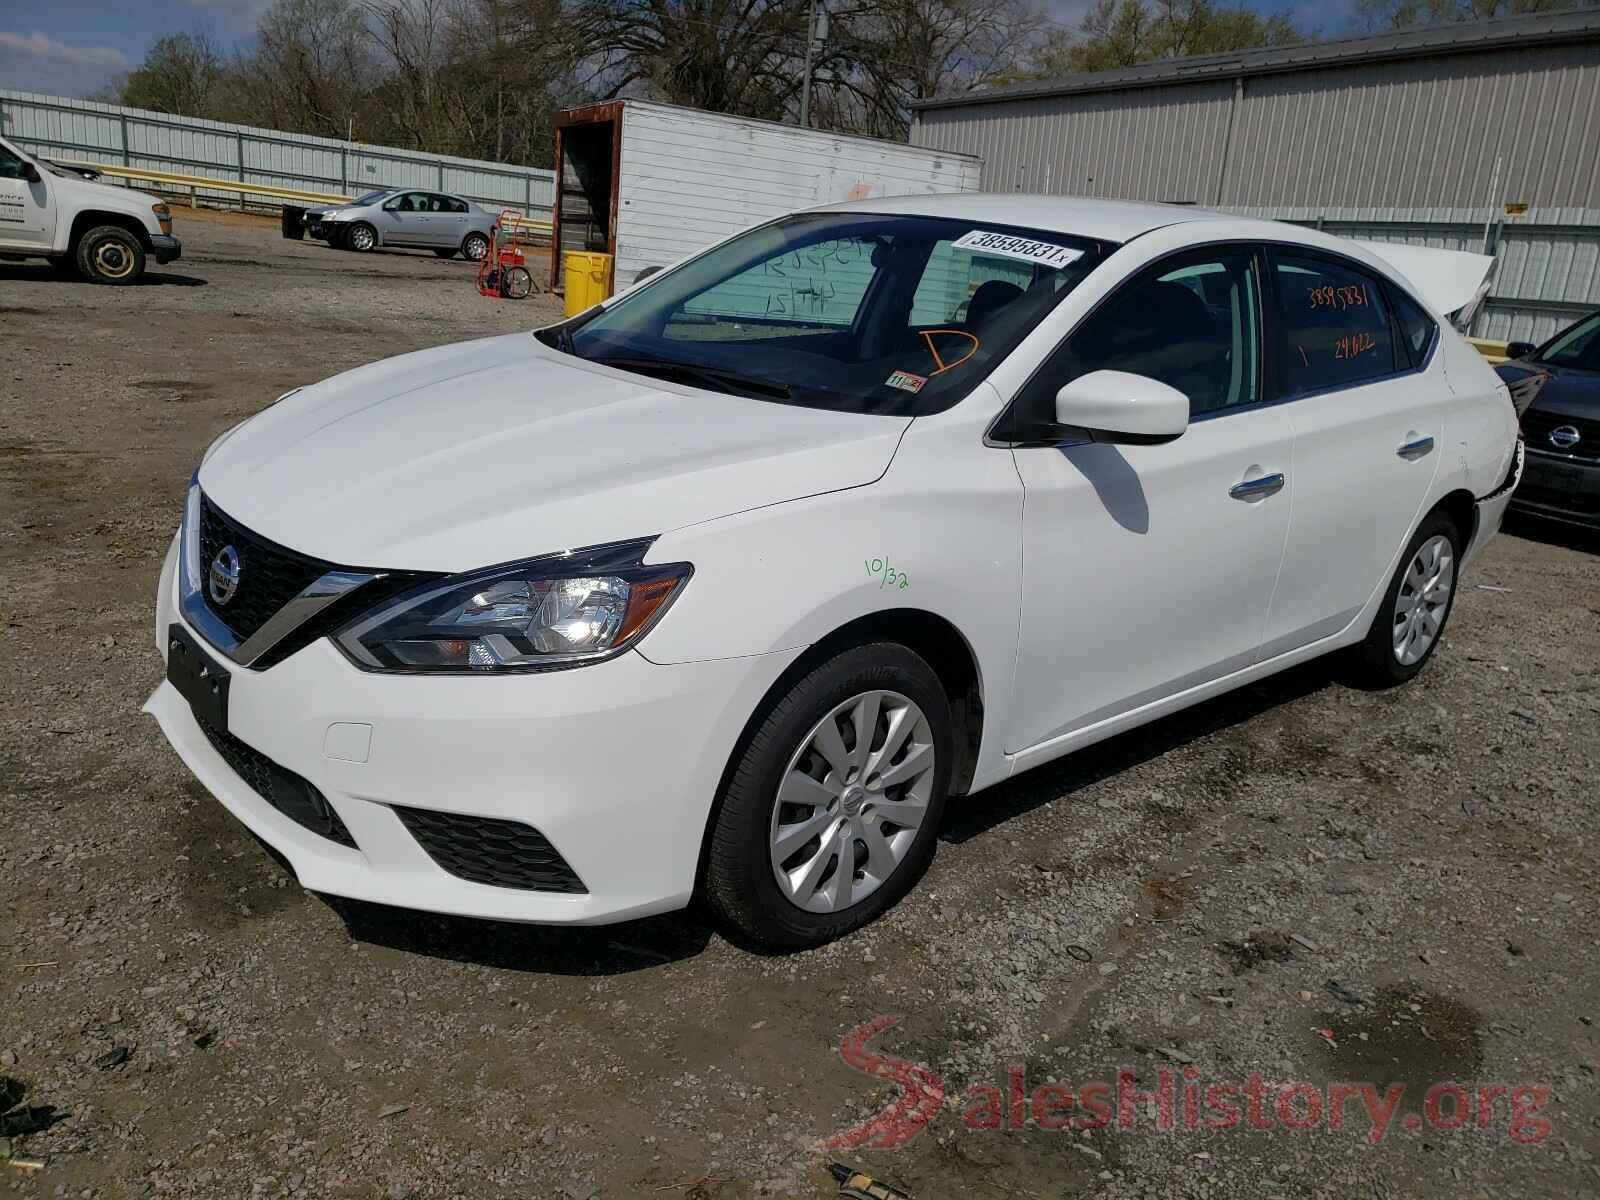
[199,334,910,571]
[149,194,1521,926]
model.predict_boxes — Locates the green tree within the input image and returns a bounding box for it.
[1353,0,1580,31]
[119,32,224,116]
[1028,0,1299,76]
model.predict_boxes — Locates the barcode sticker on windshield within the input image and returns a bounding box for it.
[951,231,1084,269]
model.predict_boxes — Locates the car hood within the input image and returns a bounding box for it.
[198,333,909,572]
[1497,361,1600,421]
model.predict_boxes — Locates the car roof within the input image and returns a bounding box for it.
[810,193,1256,244]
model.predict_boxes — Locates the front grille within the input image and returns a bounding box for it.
[393,807,587,893]
[196,717,358,848]
[198,496,338,642]
[1521,409,1599,461]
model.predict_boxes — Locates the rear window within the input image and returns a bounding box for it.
[1391,288,1437,369]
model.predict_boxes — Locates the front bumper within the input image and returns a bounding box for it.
[144,536,800,924]
[150,234,181,265]
[1511,446,1600,528]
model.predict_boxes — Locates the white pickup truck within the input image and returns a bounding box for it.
[0,135,181,284]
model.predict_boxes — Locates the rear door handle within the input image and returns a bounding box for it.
[1397,436,1435,461]
[1229,472,1285,501]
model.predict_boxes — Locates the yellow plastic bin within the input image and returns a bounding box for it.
[563,251,613,317]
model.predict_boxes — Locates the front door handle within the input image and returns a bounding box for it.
[1397,435,1435,461]
[1229,472,1285,501]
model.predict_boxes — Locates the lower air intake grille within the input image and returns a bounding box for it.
[196,717,358,849]
[393,807,587,893]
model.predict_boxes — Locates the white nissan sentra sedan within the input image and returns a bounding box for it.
[145,196,1521,948]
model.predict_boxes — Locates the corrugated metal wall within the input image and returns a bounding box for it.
[910,39,1600,339]
[614,101,982,282]
[0,89,556,215]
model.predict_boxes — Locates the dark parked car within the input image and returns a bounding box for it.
[1497,310,1600,528]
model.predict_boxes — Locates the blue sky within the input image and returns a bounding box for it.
[1,0,1343,99]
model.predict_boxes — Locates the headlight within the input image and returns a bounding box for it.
[334,540,690,673]
[322,209,349,221]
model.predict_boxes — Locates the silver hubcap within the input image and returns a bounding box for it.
[769,690,936,914]
[351,226,374,250]
[465,236,487,260]
[1393,534,1454,666]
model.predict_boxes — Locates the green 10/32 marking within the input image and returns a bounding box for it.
[865,556,910,590]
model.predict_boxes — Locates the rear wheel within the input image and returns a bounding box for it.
[705,643,953,949]
[462,232,490,262]
[75,225,144,285]
[1351,510,1461,687]
[501,266,532,299]
[346,222,377,252]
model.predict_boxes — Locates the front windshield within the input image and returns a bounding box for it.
[1537,313,1600,370]
[353,189,393,206]
[545,212,1115,416]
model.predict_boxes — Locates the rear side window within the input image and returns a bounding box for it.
[1271,252,1398,395]
[1391,288,1437,368]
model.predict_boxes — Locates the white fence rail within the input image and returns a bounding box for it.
[0,89,556,217]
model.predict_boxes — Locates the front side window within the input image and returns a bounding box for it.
[1272,251,1398,395]
[0,143,26,180]
[1537,313,1600,370]
[1003,245,1261,437]
[550,213,1114,416]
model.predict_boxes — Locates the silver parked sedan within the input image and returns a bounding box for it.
[309,188,496,261]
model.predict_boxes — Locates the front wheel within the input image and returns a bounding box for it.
[346,222,377,252]
[462,232,489,262]
[705,644,953,949]
[75,225,145,285]
[1351,510,1461,687]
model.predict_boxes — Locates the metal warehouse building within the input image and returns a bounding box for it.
[908,8,1600,340]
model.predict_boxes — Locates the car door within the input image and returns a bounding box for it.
[0,140,54,250]
[1257,247,1446,654]
[1004,244,1294,753]
[379,192,432,247]
[429,194,468,250]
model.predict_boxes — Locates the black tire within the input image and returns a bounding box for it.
[1350,509,1463,688]
[432,247,458,259]
[705,643,954,950]
[502,266,533,299]
[346,222,377,252]
[75,225,145,285]
[462,232,490,262]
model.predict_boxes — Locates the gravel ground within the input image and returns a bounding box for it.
[2,206,1599,1200]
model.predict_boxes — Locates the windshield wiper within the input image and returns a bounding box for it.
[590,355,791,401]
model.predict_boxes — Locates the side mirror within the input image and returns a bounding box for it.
[21,161,41,183]
[1505,341,1536,361]
[1055,369,1189,445]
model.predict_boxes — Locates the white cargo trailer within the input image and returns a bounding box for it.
[548,100,983,294]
